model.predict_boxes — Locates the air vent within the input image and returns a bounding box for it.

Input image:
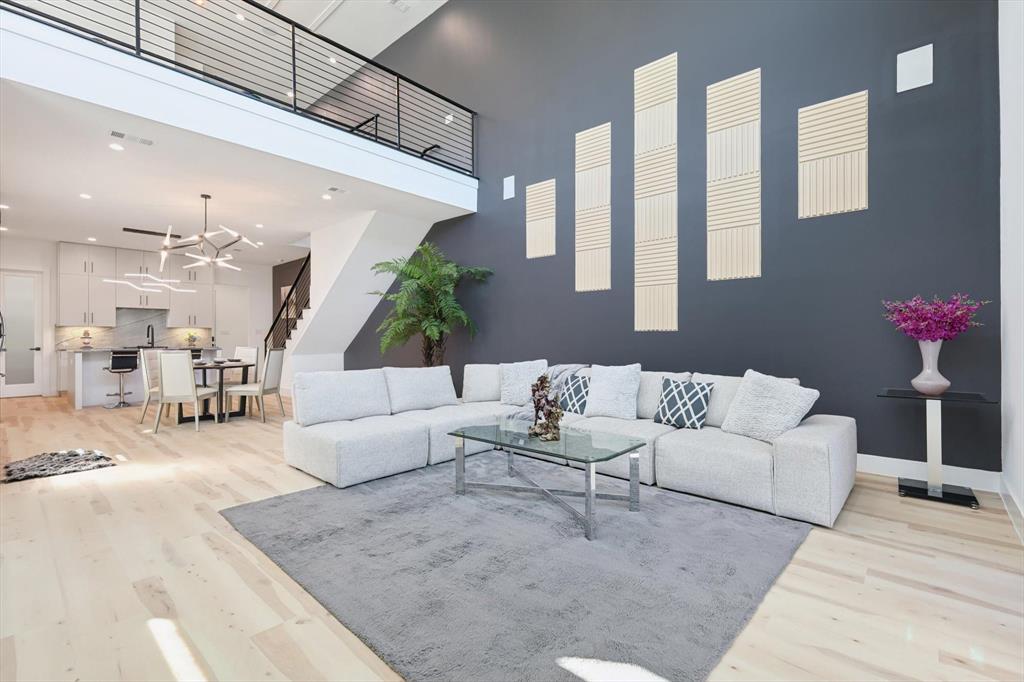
[109,130,155,147]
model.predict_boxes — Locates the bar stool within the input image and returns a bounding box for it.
[104,350,139,409]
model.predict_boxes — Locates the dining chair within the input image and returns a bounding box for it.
[222,346,259,385]
[224,347,285,423]
[137,348,161,424]
[153,350,219,433]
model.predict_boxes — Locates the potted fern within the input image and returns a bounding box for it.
[371,243,492,366]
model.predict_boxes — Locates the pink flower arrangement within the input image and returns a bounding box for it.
[882,294,988,342]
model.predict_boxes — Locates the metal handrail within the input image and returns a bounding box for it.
[265,254,311,354]
[1,0,477,176]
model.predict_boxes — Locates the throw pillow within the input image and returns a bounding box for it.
[654,378,713,429]
[462,364,501,402]
[584,363,642,420]
[500,359,548,405]
[382,366,458,413]
[720,369,820,442]
[558,373,591,415]
[637,371,693,419]
[692,371,800,427]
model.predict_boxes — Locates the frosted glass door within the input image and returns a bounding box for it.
[0,271,43,398]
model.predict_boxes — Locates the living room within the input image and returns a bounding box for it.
[1,0,1022,680]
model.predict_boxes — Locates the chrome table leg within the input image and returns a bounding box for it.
[585,463,596,540]
[455,436,465,495]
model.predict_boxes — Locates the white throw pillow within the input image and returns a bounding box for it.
[720,369,820,442]
[462,364,501,402]
[584,363,642,420]
[692,371,799,427]
[499,359,548,405]
[292,370,391,426]
[382,366,458,413]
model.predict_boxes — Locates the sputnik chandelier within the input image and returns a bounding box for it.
[159,194,259,273]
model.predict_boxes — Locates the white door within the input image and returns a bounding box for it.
[1,270,44,398]
[214,285,249,355]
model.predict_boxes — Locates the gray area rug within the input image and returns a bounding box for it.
[223,451,809,682]
[3,448,115,483]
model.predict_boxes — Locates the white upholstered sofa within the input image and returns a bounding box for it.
[283,363,857,527]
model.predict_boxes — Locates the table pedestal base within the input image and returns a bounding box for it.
[898,477,979,509]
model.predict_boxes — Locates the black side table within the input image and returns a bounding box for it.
[877,389,998,509]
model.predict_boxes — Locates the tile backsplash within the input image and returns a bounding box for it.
[56,308,214,350]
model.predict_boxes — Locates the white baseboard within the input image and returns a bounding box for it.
[1001,475,1024,544]
[856,453,1002,492]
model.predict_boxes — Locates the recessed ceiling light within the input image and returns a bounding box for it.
[0,226,8,232]
[87,237,97,242]
[329,56,337,64]
[79,193,92,199]
[255,223,263,228]
[109,142,125,151]
[0,204,9,210]
[256,241,264,246]
[321,194,332,200]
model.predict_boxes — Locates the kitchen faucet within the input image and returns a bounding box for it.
[146,324,155,348]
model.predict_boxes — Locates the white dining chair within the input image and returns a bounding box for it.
[153,350,219,433]
[222,346,259,386]
[224,347,285,423]
[138,348,161,424]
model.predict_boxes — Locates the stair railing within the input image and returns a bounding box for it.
[266,254,311,354]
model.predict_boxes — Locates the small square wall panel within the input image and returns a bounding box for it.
[797,90,868,219]
[897,44,933,93]
[525,178,556,258]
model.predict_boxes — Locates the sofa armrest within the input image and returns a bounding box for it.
[772,415,857,527]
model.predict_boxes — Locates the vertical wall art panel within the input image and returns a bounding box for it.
[634,52,678,331]
[706,68,761,280]
[525,178,556,258]
[798,90,868,219]
[575,122,612,291]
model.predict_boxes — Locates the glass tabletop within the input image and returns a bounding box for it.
[877,388,997,404]
[450,421,645,463]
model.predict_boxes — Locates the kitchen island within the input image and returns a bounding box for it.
[59,347,220,410]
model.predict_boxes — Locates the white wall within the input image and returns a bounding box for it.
[1000,0,1024,538]
[213,264,274,349]
[0,235,57,395]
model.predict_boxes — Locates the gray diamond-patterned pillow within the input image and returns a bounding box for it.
[558,373,590,415]
[654,378,713,429]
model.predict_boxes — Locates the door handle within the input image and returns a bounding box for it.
[83,312,87,324]
[91,312,94,323]
[29,347,41,351]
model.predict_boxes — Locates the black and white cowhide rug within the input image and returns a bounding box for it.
[3,449,116,483]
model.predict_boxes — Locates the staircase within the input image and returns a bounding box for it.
[266,254,311,354]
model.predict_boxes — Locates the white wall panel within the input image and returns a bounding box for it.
[707,68,761,281]
[575,122,611,291]
[634,53,678,330]
[526,178,556,258]
[798,90,869,219]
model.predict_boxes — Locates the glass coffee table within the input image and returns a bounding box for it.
[449,422,645,540]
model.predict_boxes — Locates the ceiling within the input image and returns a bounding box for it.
[0,81,458,266]
[264,0,445,59]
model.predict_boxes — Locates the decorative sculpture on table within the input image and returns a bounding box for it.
[528,374,564,441]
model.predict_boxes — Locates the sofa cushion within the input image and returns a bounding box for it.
[292,370,391,426]
[383,366,458,413]
[584,364,642,420]
[500,359,548,405]
[692,371,799,427]
[654,378,713,429]
[721,370,820,442]
[637,371,692,419]
[400,404,501,464]
[565,416,672,485]
[462,364,501,402]
[655,426,775,513]
[282,416,428,488]
[558,373,590,415]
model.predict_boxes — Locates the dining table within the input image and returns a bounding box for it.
[176,359,256,424]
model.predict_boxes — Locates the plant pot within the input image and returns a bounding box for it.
[911,339,950,396]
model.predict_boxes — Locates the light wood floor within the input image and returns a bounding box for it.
[1,395,1021,681]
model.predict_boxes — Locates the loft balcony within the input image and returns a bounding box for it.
[1,0,476,176]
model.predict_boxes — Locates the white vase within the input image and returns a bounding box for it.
[911,340,951,396]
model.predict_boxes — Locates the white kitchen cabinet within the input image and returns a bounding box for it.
[61,243,114,277]
[116,248,144,277]
[58,273,90,325]
[114,249,169,309]
[58,273,115,326]
[88,277,116,326]
[165,255,213,283]
[142,251,164,275]
[167,284,213,328]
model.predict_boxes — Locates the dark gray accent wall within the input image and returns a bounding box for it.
[272,257,307,318]
[346,0,1002,471]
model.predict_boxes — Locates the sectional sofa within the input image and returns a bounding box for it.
[284,363,857,527]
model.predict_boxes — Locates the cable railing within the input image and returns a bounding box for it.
[3,0,477,175]
[265,253,310,354]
